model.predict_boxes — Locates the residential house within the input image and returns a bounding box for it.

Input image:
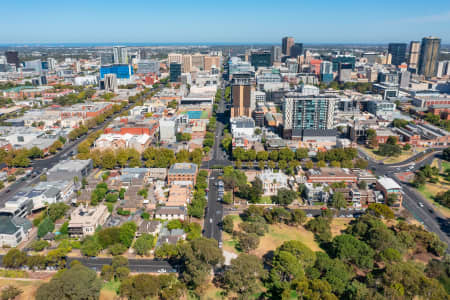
[156,227,186,247]
[154,206,186,220]
[136,220,161,237]
[304,182,330,204]
[257,169,289,196]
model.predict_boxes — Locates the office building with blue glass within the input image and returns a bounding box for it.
[170,63,182,82]
[332,56,355,72]
[100,64,133,79]
[388,43,407,66]
[250,51,271,69]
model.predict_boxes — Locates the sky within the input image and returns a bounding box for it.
[1,0,449,44]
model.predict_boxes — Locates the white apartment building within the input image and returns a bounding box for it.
[68,205,110,237]
[159,118,176,143]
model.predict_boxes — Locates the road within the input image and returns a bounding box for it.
[203,170,223,242]
[202,82,232,169]
[66,257,177,273]
[0,255,177,273]
[0,87,159,206]
[363,149,450,247]
[202,82,229,243]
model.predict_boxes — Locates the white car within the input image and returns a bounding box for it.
[157,269,166,273]
[418,202,424,208]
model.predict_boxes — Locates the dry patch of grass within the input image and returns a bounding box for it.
[330,218,352,237]
[254,224,321,257]
[407,250,439,265]
[198,282,265,300]
[100,289,118,300]
[199,285,227,300]
[0,278,44,300]
[222,216,322,258]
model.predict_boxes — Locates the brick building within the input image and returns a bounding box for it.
[167,163,198,187]
[376,177,403,207]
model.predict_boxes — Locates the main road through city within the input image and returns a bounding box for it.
[202,81,229,243]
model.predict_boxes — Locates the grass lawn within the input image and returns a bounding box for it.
[0,278,44,300]
[361,146,425,164]
[417,183,450,219]
[258,196,272,204]
[222,231,239,255]
[0,269,28,278]
[415,159,450,218]
[442,161,450,171]
[222,215,242,255]
[102,280,121,292]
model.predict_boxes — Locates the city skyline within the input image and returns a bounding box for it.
[0,0,449,44]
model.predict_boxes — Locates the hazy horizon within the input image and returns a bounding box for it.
[1,0,449,44]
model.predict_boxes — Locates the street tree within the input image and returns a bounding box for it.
[331,192,346,210]
[271,188,297,206]
[35,264,102,300]
[133,234,155,256]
